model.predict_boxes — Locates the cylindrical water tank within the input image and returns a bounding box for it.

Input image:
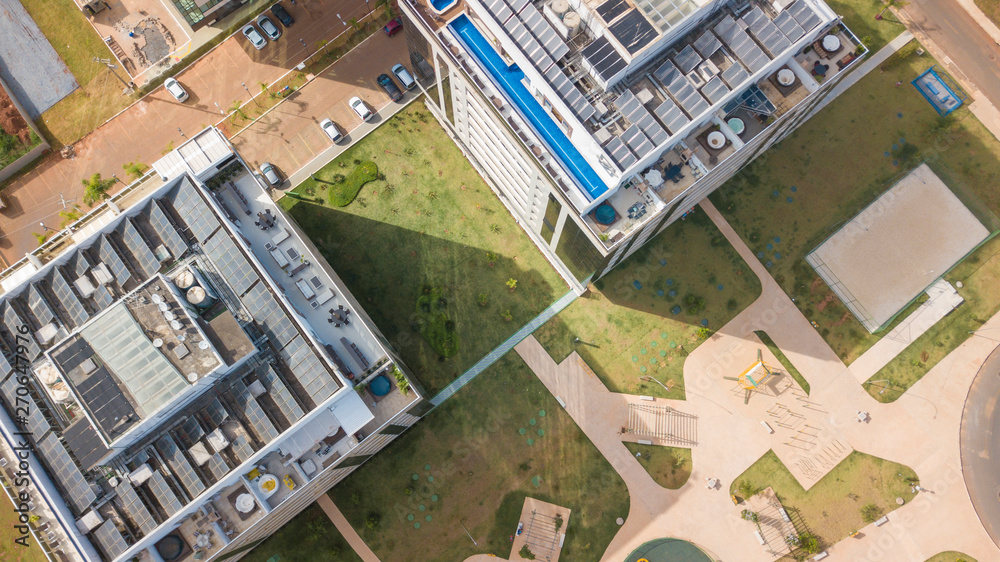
[550,0,569,16]
[174,269,196,290]
[563,11,581,36]
[187,286,215,309]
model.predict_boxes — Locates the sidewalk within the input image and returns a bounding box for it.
[316,494,381,562]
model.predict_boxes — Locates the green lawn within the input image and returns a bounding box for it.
[242,503,360,562]
[623,442,692,489]
[925,552,978,562]
[280,100,565,396]
[826,0,908,53]
[328,353,630,562]
[0,495,48,562]
[534,211,761,399]
[731,451,917,551]
[975,0,1000,30]
[709,42,1000,400]
[755,330,810,395]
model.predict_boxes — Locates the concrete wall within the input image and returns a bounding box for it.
[0,74,50,185]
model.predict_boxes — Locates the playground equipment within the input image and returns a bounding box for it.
[724,349,776,404]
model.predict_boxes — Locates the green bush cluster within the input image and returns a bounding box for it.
[328,161,378,206]
[415,287,459,357]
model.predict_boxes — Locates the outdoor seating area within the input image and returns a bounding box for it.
[255,209,277,230]
[327,304,352,327]
[795,28,859,83]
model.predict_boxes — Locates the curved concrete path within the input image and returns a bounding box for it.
[513,200,1000,561]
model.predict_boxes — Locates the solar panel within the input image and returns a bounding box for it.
[505,0,529,13]
[51,271,89,328]
[120,219,160,278]
[693,31,722,58]
[203,397,229,427]
[604,136,636,169]
[774,12,805,43]
[292,350,339,404]
[26,285,55,326]
[674,44,702,74]
[582,37,627,83]
[652,59,680,88]
[37,433,96,512]
[93,519,128,559]
[206,453,230,481]
[543,66,595,122]
[91,285,114,310]
[490,1,514,25]
[97,235,131,286]
[786,0,820,31]
[701,75,731,104]
[229,434,255,463]
[622,124,654,158]
[202,230,259,296]
[2,304,39,359]
[147,470,183,517]
[242,392,279,443]
[168,180,220,244]
[117,480,157,534]
[608,10,658,55]
[156,434,205,498]
[261,367,304,424]
[149,201,188,259]
[721,63,750,88]
[0,375,49,438]
[244,284,296,347]
[597,0,630,22]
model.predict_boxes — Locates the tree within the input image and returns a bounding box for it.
[798,532,820,554]
[860,503,882,523]
[59,205,82,228]
[122,160,148,180]
[737,480,758,500]
[506,278,518,291]
[82,173,116,206]
[486,251,498,266]
[519,545,536,560]
[348,17,361,31]
[229,100,248,122]
[876,0,908,20]
[365,512,381,529]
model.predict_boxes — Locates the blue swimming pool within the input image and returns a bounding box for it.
[449,15,608,200]
[430,0,457,12]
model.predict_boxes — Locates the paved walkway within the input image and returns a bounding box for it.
[316,494,381,562]
[431,289,577,405]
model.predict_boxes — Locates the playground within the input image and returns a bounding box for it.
[805,163,989,332]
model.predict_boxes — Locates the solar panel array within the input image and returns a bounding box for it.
[608,10,659,55]
[174,416,205,448]
[543,63,597,122]
[1,374,50,438]
[260,365,304,424]
[205,453,230,481]
[97,235,131,286]
[701,75,730,104]
[149,200,188,259]
[230,380,279,443]
[616,90,669,145]
[203,397,229,427]
[2,303,39,359]
[653,59,710,118]
[597,0,631,22]
[92,519,128,559]
[604,136,636,170]
[26,285,55,326]
[156,434,205,498]
[674,44,701,74]
[119,219,160,278]
[693,30,722,58]
[622,124,655,157]
[785,0,821,33]
[520,3,570,61]
[721,63,750,88]
[582,37,627,83]
[633,0,700,33]
[146,470,183,517]
[653,96,690,134]
[117,480,157,534]
[230,434,254,464]
[203,230,259,297]
[743,6,792,57]
[36,433,96,512]
[278,336,340,404]
[243,284,297,348]
[714,15,770,74]
[50,270,90,328]
[168,181,219,244]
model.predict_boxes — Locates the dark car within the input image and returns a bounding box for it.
[377,73,403,102]
[383,17,402,37]
[270,3,294,27]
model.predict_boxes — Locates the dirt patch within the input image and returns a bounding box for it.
[810,277,824,293]
[816,293,835,312]
[0,84,31,143]
[830,311,852,328]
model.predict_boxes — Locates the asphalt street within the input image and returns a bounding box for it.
[960,342,1000,549]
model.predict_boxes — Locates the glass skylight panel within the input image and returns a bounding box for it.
[120,220,160,278]
[203,397,229,427]
[203,231,259,296]
[149,201,188,259]
[268,375,304,424]
[242,395,278,443]
[229,435,254,463]
[174,416,206,447]
[147,470,183,517]
[1,375,49,438]
[169,181,219,243]
[93,519,128,559]
[3,304,39,359]
[51,271,89,327]
[206,453,230,481]
[97,235,131,285]
[27,284,56,326]
[156,434,205,498]
[37,433,96,512]
[291,351,338,404]
[117,480,157,534]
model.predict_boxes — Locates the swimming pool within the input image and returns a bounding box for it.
[430,0,456,12]
[449,15,608,200]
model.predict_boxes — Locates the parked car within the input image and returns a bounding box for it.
[260,162,282,186]
[242,24,267,50]
[391,63,416,90]
[257,15,281,40]
[270,3,294,26]
[377,73,403,102]
[383,17,403,37]
[320,118,343,143]
[349,97,374,122]
[164,77,189,102]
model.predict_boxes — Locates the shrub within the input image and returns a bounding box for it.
[328,161,378,206]
[501,309,513,322]
[519,545,536,560]
[683,294,706,315]
[860,503,882,523]
[737,480,758,500]
[506,278,518,291]
[477,293,489,307]
[365,512,381,529]
[393,366,410,395]
[696,327,712,339]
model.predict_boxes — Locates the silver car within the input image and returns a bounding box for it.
[349,97,374,122]
[242,24,267,50]
[391,64,416,90]
[257,15,281,41]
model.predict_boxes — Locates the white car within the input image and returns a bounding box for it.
[391,64,416,90]
[242,24,267,50]
[260,162,281,186]
[164,77,188,102]
[349,97,374,122]
[320,118,343,143]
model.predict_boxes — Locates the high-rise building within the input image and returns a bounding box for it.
[400,0,865,287]
[0,128,426,561]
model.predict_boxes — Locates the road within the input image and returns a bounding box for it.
[960,343,1000,549]
[899,0,1000,106]
[0,0,369,264]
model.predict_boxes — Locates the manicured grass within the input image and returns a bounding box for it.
[311,161,378,206]
[826,0,908,52]
[623,442,692,489]
[0,495,48,562]
[328,353,630,562]
[925,552,978,562]
[280,101,565,395]
[242,503,361,562]
[19,0,110,86]
[754,330,810,395]
[976,0,1000,30]
[710,42,1000,400]
[534,211,761,399]
[731,451,918,550]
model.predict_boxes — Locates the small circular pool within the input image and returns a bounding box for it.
[595,204,616,225]
[430,0,457,13]
[626,538,713,562]
[369,374,392,397]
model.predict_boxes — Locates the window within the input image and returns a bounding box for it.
[540,194,561,244]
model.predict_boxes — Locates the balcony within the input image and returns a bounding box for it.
[794,26,862,86]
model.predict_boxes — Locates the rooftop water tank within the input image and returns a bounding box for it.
[550,0,569,16]
[187,286,215,309]
[563,11,581,36]
[174,269,195,290]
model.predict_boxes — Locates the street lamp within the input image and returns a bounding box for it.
[111,173,123,184]
[39,222,56,233]
[241,82,260,107]
[177,127,186,139]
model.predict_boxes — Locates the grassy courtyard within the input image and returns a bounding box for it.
[328,353,630,562]
[281,101,565,395]
[0,495,47,562]
[976,0,1000,29]
[534,211,761,399]
[826,0,908,52]
[243,503,360,562]
[731,451,917,551]
[709,42,1000,400]
[623,442,692,490]
[925,552,978,562]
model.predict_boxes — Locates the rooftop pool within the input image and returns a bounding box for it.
[449,15,608,200]
[430,0,457,12]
